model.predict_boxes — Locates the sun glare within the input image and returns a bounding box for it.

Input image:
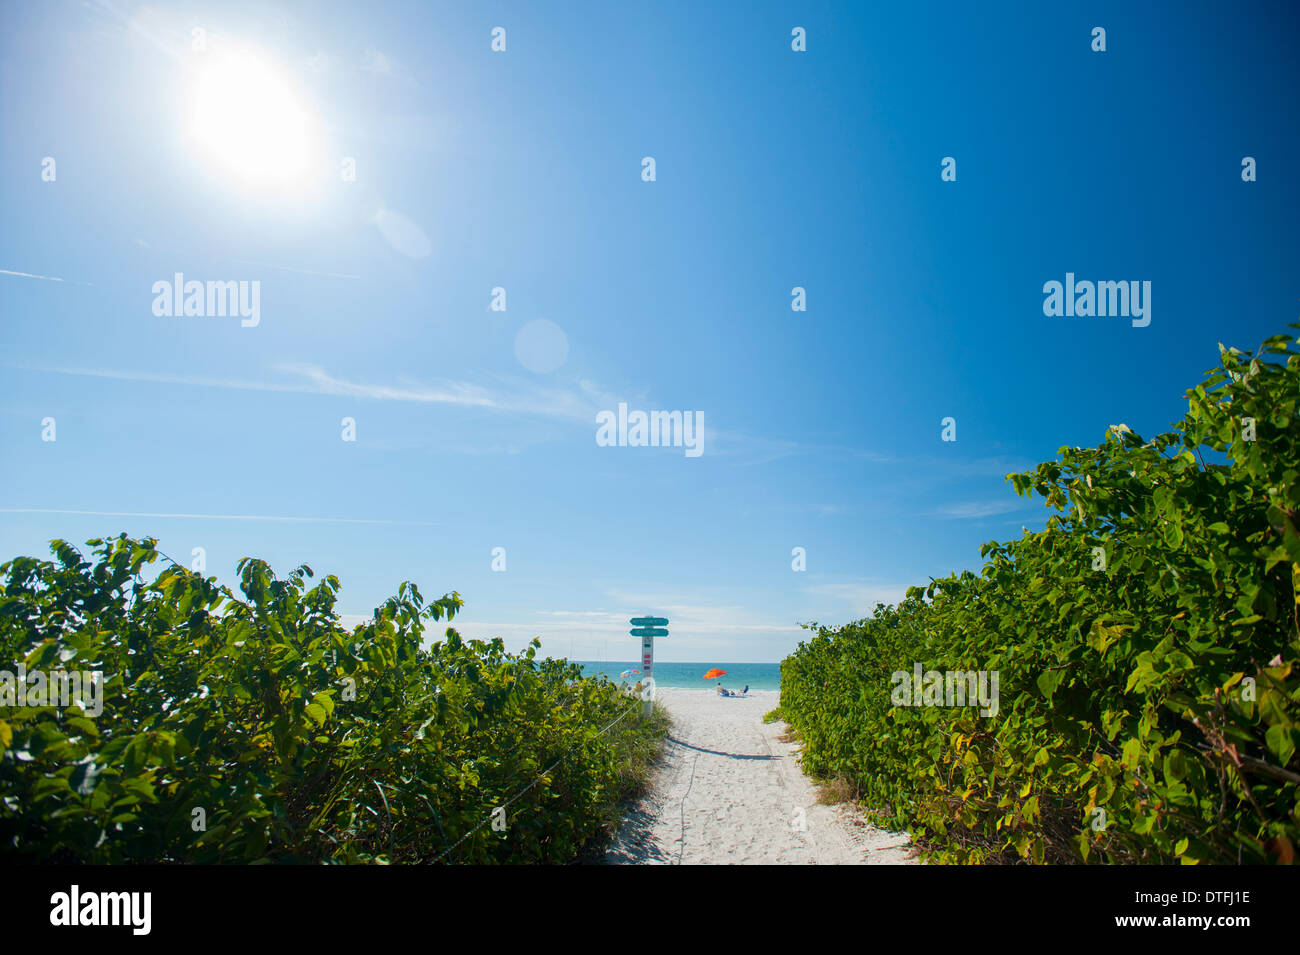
[191,52,314,184]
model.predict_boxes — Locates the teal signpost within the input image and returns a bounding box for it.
[630,615,669,716]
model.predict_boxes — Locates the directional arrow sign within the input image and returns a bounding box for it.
[628,616,670,718]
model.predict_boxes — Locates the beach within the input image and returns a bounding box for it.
[606,689,918,865]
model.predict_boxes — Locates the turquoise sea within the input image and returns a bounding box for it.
[575,661,782,691]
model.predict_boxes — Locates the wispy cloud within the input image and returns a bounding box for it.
[802,581,912,609]
[0,268,63,282]
[0,507,435,526]
[706,427,894,467]
[455,600,805,662]
[929,454,1037,479]
[935,499,1028,519]
[20,363,600,421]
[360,47,394,75]
[277,363,503,407]
[1,267,96,287]
[391,585,910,660]
[461,596,803,643]
[232,259,360,280]
[16,363,913,469]
[600,591,799,634]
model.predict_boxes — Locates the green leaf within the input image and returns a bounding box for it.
[1265,724,1296,765]
[1164,749,1189,783]
[1037,670,1065,701]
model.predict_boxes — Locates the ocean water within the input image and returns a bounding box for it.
[575,661,782,691]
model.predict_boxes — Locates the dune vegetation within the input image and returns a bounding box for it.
[0,537,666,863]
[780,326,1300,864]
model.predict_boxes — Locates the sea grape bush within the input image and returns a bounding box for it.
[780,326,1300,864]
[0,537,666,863]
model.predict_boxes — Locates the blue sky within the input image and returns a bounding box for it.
[2,1,1297,662]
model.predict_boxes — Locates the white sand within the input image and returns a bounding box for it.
[606,689,918,865]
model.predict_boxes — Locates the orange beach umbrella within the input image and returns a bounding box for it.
[702,668,727,680]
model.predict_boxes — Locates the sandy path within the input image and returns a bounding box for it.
[606,689,917,865]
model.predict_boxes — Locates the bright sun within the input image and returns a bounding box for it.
[192,52,313,183]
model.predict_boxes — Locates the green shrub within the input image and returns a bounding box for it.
[780,326,1300,864]
[0,538,665,863]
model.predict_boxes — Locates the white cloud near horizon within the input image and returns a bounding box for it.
[303,584,918,663]
[444,591,812,663]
